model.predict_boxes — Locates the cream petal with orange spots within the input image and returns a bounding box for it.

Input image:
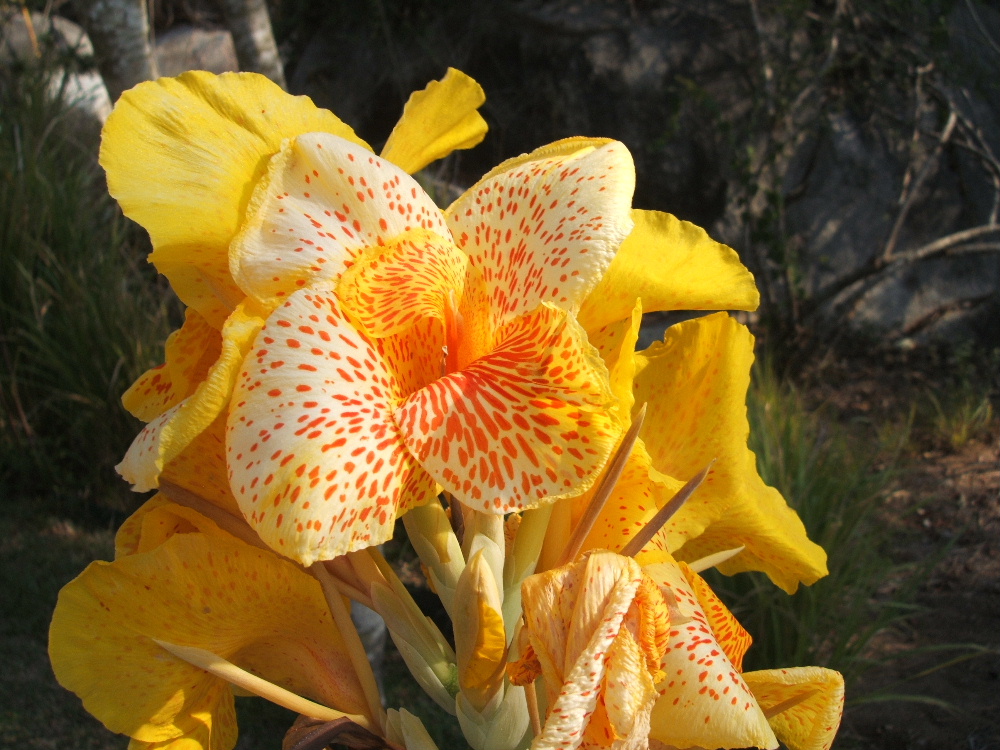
[633,313,828,593]
[445,139,635,329]
[122,308,221,422]
[101,72,369,327]
[742,667,844,750]
[677,562,752,672]
[49,532,371,747]
[231,133,451,309]
[578,210,759,333]
[644,560,777,750]
[117,304,265,492]
[227,287,438,564]
[396,303,620,514]
[380,68,488,175]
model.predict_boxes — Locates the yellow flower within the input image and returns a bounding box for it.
[225,136,636,563]
[542,311,827,593]
[111,69,488,495]
[49,508,374,750]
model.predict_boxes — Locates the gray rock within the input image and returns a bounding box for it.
[154,25,238,78]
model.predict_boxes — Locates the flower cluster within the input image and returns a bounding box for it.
[50,69,843,750]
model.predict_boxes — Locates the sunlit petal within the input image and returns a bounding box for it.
[578,210,759,333]
[122,308,221,422]
[102,72,368,326]
[117,304,265,492]
[381,68,488,175]
[644,560,777,750]
[397,303,620,513]
[227,287,437,564]
[677,562,753,672]
[446,138,635,328]
[743,667,845,750]
[231,133,450,308]
[49,532,370,745]
[633,313,828,593]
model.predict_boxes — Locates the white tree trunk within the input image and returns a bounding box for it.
[217,0,286,89]
[74,0,158,103]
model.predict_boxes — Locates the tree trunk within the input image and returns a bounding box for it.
[217,0,286,89]
[74,0,158,103]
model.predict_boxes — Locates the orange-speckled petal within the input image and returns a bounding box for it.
[232,133,450,308]
[123,308,221,422]
[634,312,828,593]
[446,138,635,329]
[117,304,265,493]
[49,532,370,745]
[743,667,845,750]
[102,71,368,327]
[678,562,753,672]
[227,288,437,565]
[396,303,620,514]
[645,560,777,750]
[578,209,759,333]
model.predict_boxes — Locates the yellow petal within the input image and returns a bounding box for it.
[578,210,759,333]
[102,72,369,326]
[380,68,488,175]
[114,494,226,558]
[678,562,752,672]
[633,313,828,592]
[160,413,243,518]
[231,133,451,309]
[743,667,845,750]
[644,560,777,750]
[117,303,265,492]
[49,532,371,744]
[122,308,221,422]
[454,550,506,701]
[125,695,236,750]
[586,299,642,417]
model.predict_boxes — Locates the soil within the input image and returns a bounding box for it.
[799,350,1000,749]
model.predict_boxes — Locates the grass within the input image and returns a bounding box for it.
[0,57,177,510]
[704,364,923,688]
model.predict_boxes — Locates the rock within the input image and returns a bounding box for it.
[153,24,238,78]
[0,10,112,127]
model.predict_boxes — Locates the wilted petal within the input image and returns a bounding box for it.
[381,68,488,175]
[578,210,759,333]
[446,138,635,328]
[101,72,368,326]
[232,133,450,308]
[397,304,620,513]
[227,288,437,564]
[634,313,828,593]
[742,668,844,750]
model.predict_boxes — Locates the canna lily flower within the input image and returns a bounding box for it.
[508,550,671,750]
[49,518,374,750]
[543,311,827,593]
[224,135,635,563]
[111,68,488,494]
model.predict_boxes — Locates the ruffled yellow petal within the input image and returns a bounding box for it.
[122,308,221,422]
[231,133,450,309]
[126,691,236,750]
[114,494,225,558]
[633,312,828,593]
[380,68,488,175]
[644,560,777,750]
[49,532,370,745]
[743,667,845,750]
[160,414,243,518]
[586,299,642,417]
[578,210,759,333]
[101,71,369,326]
[117,303,265,492]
